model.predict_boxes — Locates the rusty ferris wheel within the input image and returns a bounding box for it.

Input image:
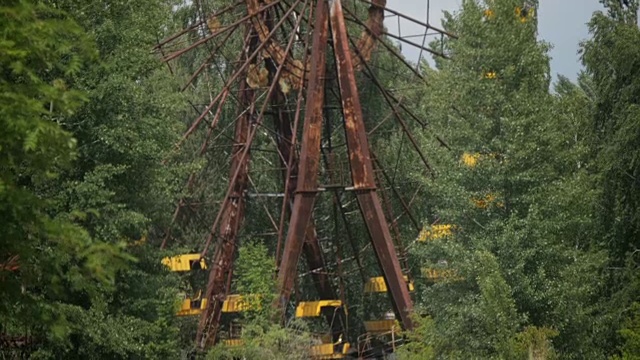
[155,0,456,356]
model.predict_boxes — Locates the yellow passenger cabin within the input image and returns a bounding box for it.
[364,276,414,293]
[296,300,349,358]
[176,291,207,316]
[363,320,400,334]
[219,322,243,347]
[295,300,344,318]
[222,339,243,347]
[310,341,351,359]
[161,253,207,272]
[221,294,261,313]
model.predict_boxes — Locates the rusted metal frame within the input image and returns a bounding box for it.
[370,153,420,231]
[329,0,413,330]
[160,30,250,242]
[356,0,458,39]
[380,97,433,173]
[391,185,423,226]
[204,89,272,149]
[247,175,279,232]
[325,175,367,283]
[155,35,177,77]
[341,22,428,129]
[260,120,290,167]
[359,61,433,174]
[306,75,351,340]
[181,27,240,92]
[373,160,409,271]
[382,31,447,59]
[274,2,301,50]
[277,1,306,45]
[332,204,349,338]
[199,0,305,258]
[201,106,249,154]
[196,64,256,349]
[154,0,244,50]
[276,0,329,313]
[162,1,281,62]
[320,85,367,284]
[415,6,431,72]
[199,89,230,155]
[274,0,315,267]
[366,97,402,136]
[197,5,306,345]
[162,22,239,63]
[377,86,427,129]
[161,171,200,249]
[256,3,318,284]
[339,6,423,82]
[248,47,299,167]
[269,91,336,305]
[179,3,300,147]
[198,28,259,109]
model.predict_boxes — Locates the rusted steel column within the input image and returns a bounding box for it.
[329,0,414,330]
[196,77,255,349]
[277,0,329,310]
[271,93,335,302]
[264,1,336,305]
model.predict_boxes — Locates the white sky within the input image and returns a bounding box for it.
[385,0,603,82]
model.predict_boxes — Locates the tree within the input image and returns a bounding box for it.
[580,1,640,357]
[0,0,131,355]
[398,0,606,357]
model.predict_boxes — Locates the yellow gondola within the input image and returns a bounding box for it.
[161,253,207,272]
[295,300,344,318]
[295,300,349,358]
[364,276,414,293]
[363,320,400,334]
[221,294,261,313]
[176,291,207,316]
[310,341,350,359]
[222,339,244,347]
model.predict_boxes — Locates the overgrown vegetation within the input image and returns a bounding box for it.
[1,0,640,359]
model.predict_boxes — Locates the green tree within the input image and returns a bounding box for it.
[34,0,194,357]
[615,303,640,360]
[0,0,132,354]
[581,1,640,357]
[398,0,606,358]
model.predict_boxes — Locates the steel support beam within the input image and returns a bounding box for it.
[271,92,336,302]
[329,0,413,330]
[276,0,329,310]
[196,75,255,350]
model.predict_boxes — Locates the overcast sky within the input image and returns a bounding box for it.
[385,0,603,82]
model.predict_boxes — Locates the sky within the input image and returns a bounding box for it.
[385,0,603,82]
